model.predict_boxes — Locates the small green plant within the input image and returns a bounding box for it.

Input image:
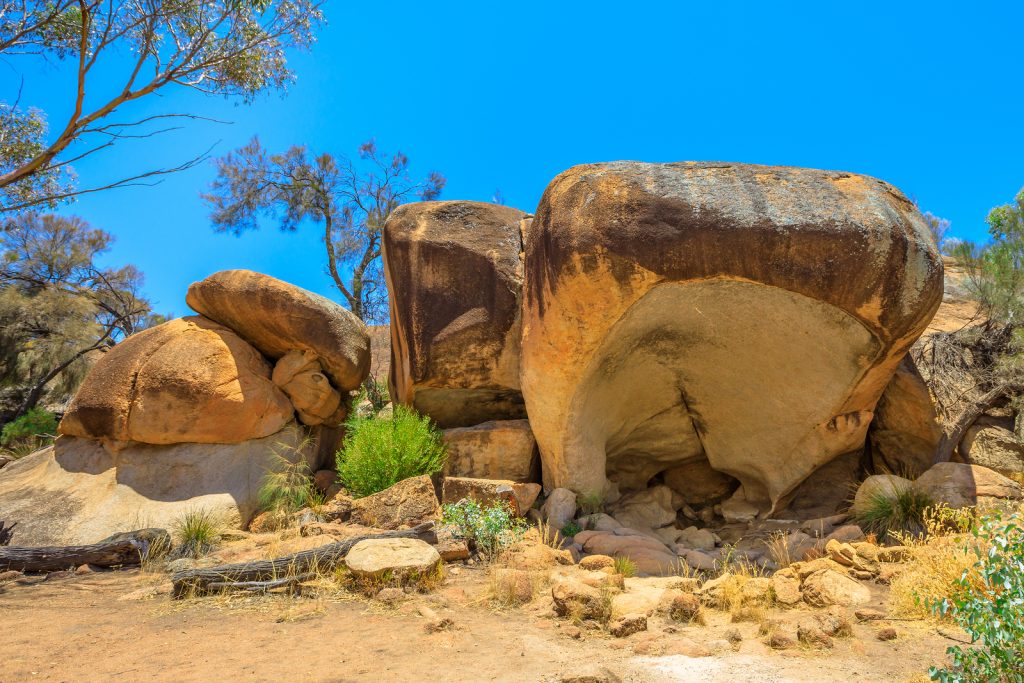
[442,499,527,557]
[926,510,1024,683]
[560,521,581,539]
[172,509,222,559]
[613,555,637,578]
[258,436,324,526]
[336,405,446,498]
[854,487,935,541]
[1,408,58,456]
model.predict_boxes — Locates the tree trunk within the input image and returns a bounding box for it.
[0,529,167,572]
[172,522,436,597]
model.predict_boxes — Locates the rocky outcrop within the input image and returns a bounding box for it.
[442,419,538,482]
[914,462,1024,508]
[0,428,314,545]
[59,316,294,447]
[383,201,529,428]
[187,269,370,393]
[958,424,1024,476]
[520,162,943,514]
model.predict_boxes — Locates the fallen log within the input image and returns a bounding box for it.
[0,528,170,573]
[172,521,437,597]
[206,572,318,594]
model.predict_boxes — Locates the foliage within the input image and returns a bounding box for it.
[613,555,637,578]
[204,139,444,323]
[560,521,581,538]
[1,213,159,420]
[442,499,527,557]
[0,0,325,211]
[0,407,56,445]
[926,510,1024,683]
[335,405,446,498]
[923,211,952,252]
[576,491,603,516]
[172,509,222,559]
[257,435,323,526]
[854,487,935,541]
[354,378,391,413]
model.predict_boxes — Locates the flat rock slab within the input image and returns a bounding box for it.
[345,538,441,582]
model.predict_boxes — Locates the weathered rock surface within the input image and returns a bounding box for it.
[607,485,677,532]
[186,269,370,391]
[802,568,872,607]
[271,350,346,426]
[870,357,942,478]
[541,488,577,530]
[349,475,441,529]
[662,459,737,507]
[914,462,1024,508]
[0,428,313,545]
[440,476,541,516]
[574,529,679,576]
[520,162,943,514]
[442,419,537,482]
[60,316,294,447]
[345,537,441,582]
[383,201,530,427]
[959,424,1024,476]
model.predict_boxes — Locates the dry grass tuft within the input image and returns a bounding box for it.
[765,531,793,569]
[613,555,637,578]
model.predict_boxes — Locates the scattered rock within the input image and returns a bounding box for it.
[801,569,872,607]
[772,571,803,606]
[345,538,442,585]
[313,469,338,494]
[607,485,677,531]
[608,613,647,638]
[824,524,865,544]
[442,419,538,482]
[724,627,743,645]
[877,626,898,641]
[551,577,611,622]
[676,526,717,551]
[720,494,759,524]
[677,548,717,572]
[442,477,541,516]
[0,570,23,583]
[797,623,834,648]
[433,527,471,562]
[375,587,407,606]
[855,607,888,621]
[767,632,796,650]
[877,546,911,563]
[320,493,354,523]
[350,475,441,529]
[578,513,621,532]
[542,488,578,530]
[665,592,703,623]
[574,530,679,576]
[579,555,616,571]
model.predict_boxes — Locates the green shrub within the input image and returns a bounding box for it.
[172,509,222,559]
[560,521,581,539]
[614,555,637,578]
[854,487,935,541]
[442,500,527,557]
[1,408,58,449]
[927,510,1024,683]
[335,405,446,498]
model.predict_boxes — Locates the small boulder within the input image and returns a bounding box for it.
[579,555,616,571]
[607,485,677,531]
[914,462,1024,508]
[551,578,611,622]
[441,476,540,516]
[801,568,871,607]
[489,568,535,606]
[542,488,578,530]
[345,537,442,585]
[959,424,1024,476]
[442,419,537,482]
[349,475,440,530]
[609,613,647,638]
[772,571,803,606]
[665,592,703,623]
[824,524,865,544]
[676,526,717,551]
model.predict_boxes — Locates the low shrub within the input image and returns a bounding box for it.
[560,521,581,539]
[336,406,446,498]
[442,499,527,557]
[172,509,222,559]
[926,510,1024,683]
[854,486,935,541]
[1,408,58,456]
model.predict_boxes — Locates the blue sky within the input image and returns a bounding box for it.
[4,1,1023,315]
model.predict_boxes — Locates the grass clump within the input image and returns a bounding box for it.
[613,555,637,578]
[923,509,1024,683]
[172,509,223,559]
[442,499,527,557]
[577,491,604,516]
[257,437,324,528]
[336,405,446,498]
[854,487,935,541]
[0,408,58,457]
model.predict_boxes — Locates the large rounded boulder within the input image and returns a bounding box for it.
[60,316,294,447]
[186,269,370,392]
[521,162,944,514]
[383,201,529,427]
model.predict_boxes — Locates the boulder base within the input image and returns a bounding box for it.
[914,462,1024,508]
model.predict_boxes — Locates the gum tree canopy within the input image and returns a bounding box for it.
[0,0,325,212]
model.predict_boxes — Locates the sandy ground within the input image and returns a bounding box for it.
[0,563,954,683]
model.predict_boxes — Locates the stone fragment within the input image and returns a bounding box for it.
[441,477,540,516]
[442,419,537,481]
[350,475,441,530]
[801,569,872,607]
[609,614,647,638]
[541,488,577,529]
[551,578,611,622]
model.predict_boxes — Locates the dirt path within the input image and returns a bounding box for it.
[1,569,948,682]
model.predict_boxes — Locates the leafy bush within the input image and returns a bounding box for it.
[854,486,935,541]
[336,406,446,498]
[442,499,527,557]
[172,509,222,559]
[258,437,324,526]
[560,521,581,539]
[1,408,58,451]
[927,510,1024,683]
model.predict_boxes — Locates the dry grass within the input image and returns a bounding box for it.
[485,567,543,608]
[765,531,793,569]
[613,556,637,578]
